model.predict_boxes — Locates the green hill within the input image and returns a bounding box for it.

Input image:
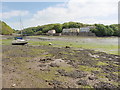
[21,22,119,37]
[0,21,14,35]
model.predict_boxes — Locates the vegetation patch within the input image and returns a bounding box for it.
[78,65,101,72]
[96,61,108,66]
[50,65,74,72]
[113,72,120,75]
[80,85,93,88]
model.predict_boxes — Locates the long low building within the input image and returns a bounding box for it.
[80,26,96,32]
[62,26,96,33]
[80,27,90,32]
[62,26,96,36]
[62,28,80,33]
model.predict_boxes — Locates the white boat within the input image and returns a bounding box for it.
[12,16,28,45]
[12,37,28,45]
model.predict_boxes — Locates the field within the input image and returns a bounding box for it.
[1,35,120,88]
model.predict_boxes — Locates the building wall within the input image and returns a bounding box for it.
[80,27,90,32]
[80,26,96,32]
[62,27,96,36]
[62,32,96,37]
[62,28,80,33]
[48,30,56,34]
[78,32,96,37]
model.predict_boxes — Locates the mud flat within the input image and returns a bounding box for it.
[2,45,120,89]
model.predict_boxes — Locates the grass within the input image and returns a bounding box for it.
[28,36,118,55]
[96,61,109,66]
[1,39,12,45]
[80,85,93,88]
[113,72,120,75]
[36,71,56,81]
[30,40,118,54]
[78,65,101,72]
[2,36,119,55]
[50,65,75,72]
[27,48,46,56]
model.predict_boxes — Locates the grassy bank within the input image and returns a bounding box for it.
[2,35,119,55]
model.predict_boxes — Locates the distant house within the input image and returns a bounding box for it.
[62,27,96,36]
[12,33,21,36]
[80,26,96,32]
[62,28,80,33]
[48,30,56,35]
[80,27,90,32]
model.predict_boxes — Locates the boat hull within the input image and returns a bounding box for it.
[12,39,28,45]
[12,42,28,45]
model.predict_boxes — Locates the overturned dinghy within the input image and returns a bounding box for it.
[12,37,28,45]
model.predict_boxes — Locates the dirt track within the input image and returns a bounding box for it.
[2,45,120,88]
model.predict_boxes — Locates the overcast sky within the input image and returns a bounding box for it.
[1,0,119,30]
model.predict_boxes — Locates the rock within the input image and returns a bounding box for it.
[105,74,118,81]
[28,67,31,69]
[12,84,16,87]
[68,70,87,78]
[39,58,46,61]
[50,63,59,67]
[49,43,52,45]
[92,71,100,74]
[38,64,46,67]
[94,82,118,89]
[49,80,62,88]
[88,76,97,80]
[45,80,48,82]
[12,70,15,72]
[52,80,61,85]
[76,80,88,86]
[57,70,87,78]
[57,69,67,76]
[65,46,70,48]
[39,58,52,62]
[89,53,99,58]
[46,58,52,60]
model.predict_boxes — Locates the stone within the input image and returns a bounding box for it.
[49,43,52,45]
[12,84,16,87]
[50,63,59,67]
[88,76,97,80]
[65,46,70,48]
[76,80,88,86]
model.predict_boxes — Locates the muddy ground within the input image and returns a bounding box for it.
[2,45,120,89]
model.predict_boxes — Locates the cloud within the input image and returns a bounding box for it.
[3,0,118,29]
[1,10,29,19]
[30,0,118,26]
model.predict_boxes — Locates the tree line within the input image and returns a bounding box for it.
[90,24,119,37]
[20,22,119,37]
[19,22,91,35]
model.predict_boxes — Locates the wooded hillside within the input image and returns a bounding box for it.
[0,21,14,35]
[19,22,119,37]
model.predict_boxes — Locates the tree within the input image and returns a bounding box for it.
[53,24,62,33]
[105,26,114,36]
[62,22,69,29]
[23,29,34,36]
[110,24,119,36]
[35,31,42,35]
[95,24,107,36]
[42,24,54,33]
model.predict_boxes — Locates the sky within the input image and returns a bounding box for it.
[1,0,119,30]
